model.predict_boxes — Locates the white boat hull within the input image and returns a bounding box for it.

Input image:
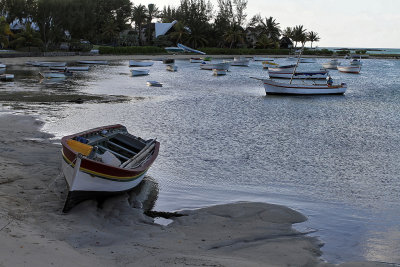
[62,159,146,192]
[0,74,14,81]
[337,65,361,73]
[131,69,150,76]
[129,60,154,67]
[262,79,347,95]
[268,70,328,79]
[190,58,203,63]
[32,61,67,67]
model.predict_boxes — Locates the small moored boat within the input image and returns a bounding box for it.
[129,60,154,67]
[147,81,163,87]
[212,68,226,76]
[337,65,361,74]
[322,59,341,69]
[61,125,160,212]
[230,57,250,67]
[252,78,347,95]
[200,62,230,71]
[262,60,279,69]
[0,74,14,81]
[131,69,150,76]
[77,60,108,65]
[190,57,203,63]
[50,66,90,71]
[32,61,67,67]
[39,72,66,79]
[0,64,6,68]
[166,64,178,72]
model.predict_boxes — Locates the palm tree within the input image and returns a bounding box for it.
[101,19,120,46]
[282,27,293,39]
[10,23,43,50]
[292,25,307,47]
[169,22,189,44]
[255,34,274,49]
[223,24,245,48]
[307,31,320,48]
[262,16,281,42]
[0,16,13,48]
[146,4,160,45]
[186,30,208,48]
[132,4,148,46]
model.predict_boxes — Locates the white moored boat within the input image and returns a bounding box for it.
[212,68,227,76]
[337,65,361,74]
[322,59,341,69]
[78,60,108,65]
[50,66,90,71]
[268,69,328,79]
[131,69,150,76]
[200,62,230,71]
[61,124,159,212]
[129,60,154,67]
[39,72,66,79]
[166,64,178,72]
[253,78,347,95]
[230,57,250,67]
[0,64,6,68]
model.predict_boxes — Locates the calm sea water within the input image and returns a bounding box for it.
[2,57,400,264]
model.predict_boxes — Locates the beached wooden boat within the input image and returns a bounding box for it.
[190,57,203,63]
[200,62,230,71]
[337,65,361,74]
[253,78,347,95]
[39,72,66,79]
[0,74,14,81]
[77,60,109,65]
[212,68,227,76]
[129,60,154,67]
[131,69,150,76]
[61,124,160,212]
[322,59,341,69]
[166,64,178,72]
[268,69,328,79]
[50,66,90,71]
[147,81,163,87]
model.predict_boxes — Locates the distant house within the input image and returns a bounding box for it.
[280,37,293,49]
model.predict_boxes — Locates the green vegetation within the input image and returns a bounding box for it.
[0,0,322,53]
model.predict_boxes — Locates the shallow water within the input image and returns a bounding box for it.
[2,57,400,264]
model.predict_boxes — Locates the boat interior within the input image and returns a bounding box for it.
[68,128,156,168]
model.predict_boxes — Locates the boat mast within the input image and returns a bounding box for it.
[290,43,305,84]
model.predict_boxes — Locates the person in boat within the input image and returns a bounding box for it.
[326,75,333,86]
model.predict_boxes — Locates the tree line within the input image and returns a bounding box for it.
[0,0,320,51]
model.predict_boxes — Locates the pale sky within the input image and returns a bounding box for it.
[134,0,400,48]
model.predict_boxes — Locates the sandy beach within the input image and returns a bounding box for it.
[0,115,390,266]
[0,55,393,266]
